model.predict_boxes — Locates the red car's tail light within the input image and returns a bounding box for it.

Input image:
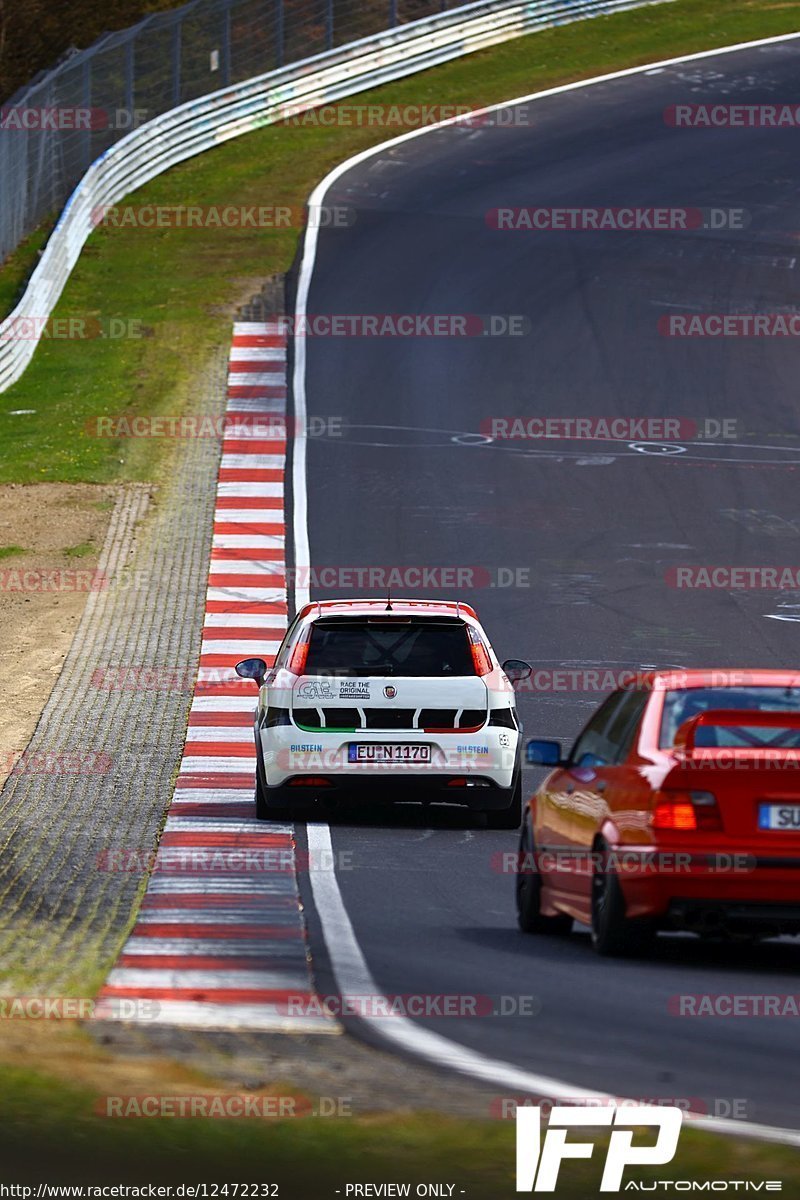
[652,800,697,831]
[652,790,721,832]
[467,626,492,676]
[287,634,310,676]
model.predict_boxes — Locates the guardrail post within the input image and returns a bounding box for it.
[389,0,398,27]
[47,83,59,214]
[326,0,334,50]
[81,59,92,171]
[172,21,182,108]
[125,38,135,123]
[0,138,7,262]
[222,0,232,86]
[275,0,284,68]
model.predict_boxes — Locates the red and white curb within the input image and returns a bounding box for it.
[97,321,337,1033]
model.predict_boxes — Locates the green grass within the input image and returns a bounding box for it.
[1,0,799,484]
[1,1060,800,1190]
[1,1060,799,1190]
[0,544,25,559]
[63,540,97,558]
[0,1062,512,1187]
[0,221,54,317]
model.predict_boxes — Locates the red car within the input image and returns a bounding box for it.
[518,669,800,955]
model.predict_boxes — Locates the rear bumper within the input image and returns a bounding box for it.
[263,774,515,810]
[616,846,800,927]
[260,724,518,789]
[666,898,800,936]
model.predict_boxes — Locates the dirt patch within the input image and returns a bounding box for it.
[0,1020,219,1101]
[0,483,116,787]
[0,1016,495,1122]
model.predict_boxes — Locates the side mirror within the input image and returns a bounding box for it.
[526,738,564,767]
[235,657,268,686]
[502,658,532,684]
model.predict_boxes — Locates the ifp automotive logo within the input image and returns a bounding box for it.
[515,1106,783,1192]
[516,1105,682,1192]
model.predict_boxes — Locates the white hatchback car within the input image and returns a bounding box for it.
[236,598,531,826]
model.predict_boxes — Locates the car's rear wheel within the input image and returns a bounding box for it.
[484,771,522,830]
[591,842,655,957]
[517,815,573,935]
[255,765,295,822]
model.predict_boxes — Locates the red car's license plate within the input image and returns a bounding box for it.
[348,743,432,763]
[758,803,800,830]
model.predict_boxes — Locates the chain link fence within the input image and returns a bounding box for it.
[0,0,463,264]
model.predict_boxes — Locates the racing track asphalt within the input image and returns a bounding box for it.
[293,38,800,1130]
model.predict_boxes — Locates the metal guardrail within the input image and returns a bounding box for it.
[0,0,667,393]
[0,0,472,265]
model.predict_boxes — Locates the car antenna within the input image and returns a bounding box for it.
[385,589,393,612]
[456,601,460,617]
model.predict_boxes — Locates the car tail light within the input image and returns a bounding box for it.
[447,778,467,787]
[467,626,492,676]
[265,707,291,727]
[489,707,517,729]
[652,790,721,832]
[287,633,310,676]
[289,777,331,787]
[652,801,696,831]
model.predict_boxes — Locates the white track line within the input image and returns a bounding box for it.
[294,32,800,1145]
[306,826,800,1146]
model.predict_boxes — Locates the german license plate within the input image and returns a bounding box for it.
[758,803,800,831]
[348,743,432,764]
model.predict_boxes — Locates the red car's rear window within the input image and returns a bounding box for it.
[660,686,800,747]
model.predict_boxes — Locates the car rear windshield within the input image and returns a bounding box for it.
[660,686,800,748]
[304,618,476,677]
